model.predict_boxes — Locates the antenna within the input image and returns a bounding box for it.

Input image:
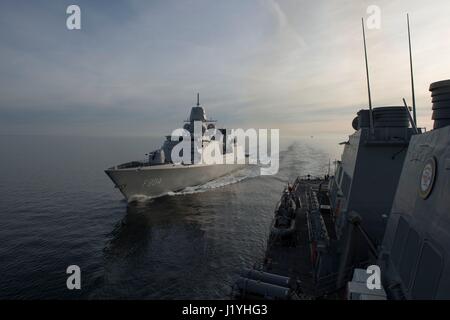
[197,93,200,106]
[328,159,331,177]
[402,98,419,134]
[407,14,417,125]
[362,18,375,135]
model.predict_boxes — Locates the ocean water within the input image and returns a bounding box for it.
[0,135,336,299]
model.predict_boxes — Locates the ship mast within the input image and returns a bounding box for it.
[362,18,375,136]
[407,14,417,125]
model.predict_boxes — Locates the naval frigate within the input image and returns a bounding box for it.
[105,95,246,201]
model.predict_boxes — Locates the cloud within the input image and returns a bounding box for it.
[0,0,449,136]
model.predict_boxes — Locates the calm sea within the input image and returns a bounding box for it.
[0,135,337,299]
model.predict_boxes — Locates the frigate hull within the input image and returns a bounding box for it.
[105,163,246,201]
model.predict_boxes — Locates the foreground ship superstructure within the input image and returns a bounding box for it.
[105,95,246,201]
[378,80,450,299]
[234,81,450,300]
[233,17,450,300]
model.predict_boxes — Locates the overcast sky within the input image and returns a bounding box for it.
[1,0,450,137]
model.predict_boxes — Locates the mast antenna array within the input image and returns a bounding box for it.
[362,18,375,135]
[407,14,417,125]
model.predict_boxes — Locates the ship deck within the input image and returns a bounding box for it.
[262,177,337,299]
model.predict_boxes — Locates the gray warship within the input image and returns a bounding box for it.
[233,18,450,300]
[105,95,246,201]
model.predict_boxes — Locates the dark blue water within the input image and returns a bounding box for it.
[0,135,332,299]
